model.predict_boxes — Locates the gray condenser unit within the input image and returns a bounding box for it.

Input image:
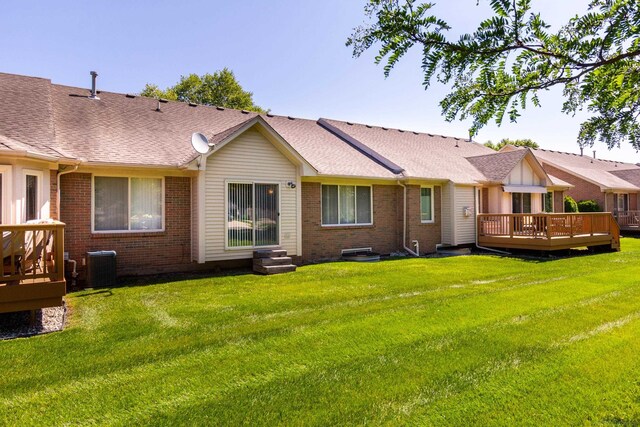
[87,250,117,287]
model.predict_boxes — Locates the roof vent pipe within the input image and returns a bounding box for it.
[89,71,99,100]
[593,150,596,159]
[580,147,583,156]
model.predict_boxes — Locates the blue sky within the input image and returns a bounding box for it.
[2,0,637,162]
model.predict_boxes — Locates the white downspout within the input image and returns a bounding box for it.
[474,185,511,255]
[56,164,79,220]
[397,181,419,256]
[57,164,80,287]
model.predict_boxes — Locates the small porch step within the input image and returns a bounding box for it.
[253,249,288,259]
[253,249,296,275]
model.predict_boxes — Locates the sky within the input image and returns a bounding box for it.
[2,0,637,162]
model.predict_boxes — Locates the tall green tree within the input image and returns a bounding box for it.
[141,68,266,113]
[347,0,640,150]
[484,138,539,151]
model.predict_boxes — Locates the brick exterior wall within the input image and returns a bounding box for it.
[60,173,192,279]
[300,182,442,262]
[405,185,442,255]
[50,169,58,220]
[544,164,606,210]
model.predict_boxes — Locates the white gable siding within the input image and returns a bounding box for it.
[441,182,453,245]
[204,129,298,261]
[454,185,476,244]
[506,159,541,185]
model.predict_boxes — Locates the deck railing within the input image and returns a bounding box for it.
[613,210,640,229]
[477,213,620,251]
[0,221,65,285]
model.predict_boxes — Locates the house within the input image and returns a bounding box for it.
[0,71,627,302]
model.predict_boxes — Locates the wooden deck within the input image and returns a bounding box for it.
[478,213,620,251]
[613,210,640,232]
[0,222,66,314]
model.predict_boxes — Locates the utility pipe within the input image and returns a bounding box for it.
[397,181,419,256]
[474,187,511,255]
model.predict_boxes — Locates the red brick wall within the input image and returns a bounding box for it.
[50,170,58,220]
[544,164,605,209]
[630,193,638,211]
[301,183,400,262]
[405,185,442,254]
[301,182,442,262]
[60,173,192,279]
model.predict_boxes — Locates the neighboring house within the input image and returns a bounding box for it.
[520,147,640,213]
[0,72,631,282]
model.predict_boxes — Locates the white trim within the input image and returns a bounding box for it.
[420,185,435,223]
[224,180,281,250]
[197,170,206,263]
[502,185,548,194]
[22,169,43,223]
[0,165,13,224]
[320,184,374,226]
[91,174,166,233]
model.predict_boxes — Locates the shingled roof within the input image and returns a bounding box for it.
[1,71,638,189]
[532,148,640,191]
[466,149,530,182]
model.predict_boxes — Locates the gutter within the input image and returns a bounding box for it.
[0,149,61,163]
[396,181,419,256]
[57,163,81,219]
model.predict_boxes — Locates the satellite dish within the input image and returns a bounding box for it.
[191,132,210,154]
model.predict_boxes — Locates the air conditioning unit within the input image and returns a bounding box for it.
[87,250,117,288]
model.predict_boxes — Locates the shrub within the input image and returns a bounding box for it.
[564,196,578,212]
[577,199,601,212]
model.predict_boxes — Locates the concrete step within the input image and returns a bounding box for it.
[253,249,287,259]
[253,256,293,267]
[253,264,297,275]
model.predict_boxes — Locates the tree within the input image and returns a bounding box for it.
[140,68,266,113]
[347,0,640,150]
[484,138,539,150]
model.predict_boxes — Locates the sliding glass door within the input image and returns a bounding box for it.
[227,182,279,248]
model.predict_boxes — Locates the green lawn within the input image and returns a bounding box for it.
[2,240,640,425]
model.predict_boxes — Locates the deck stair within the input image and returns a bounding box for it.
[253,249,297,275]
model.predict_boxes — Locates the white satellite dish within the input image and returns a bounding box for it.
[191,132,211,154]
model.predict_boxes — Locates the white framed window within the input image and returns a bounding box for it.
[92,176,164,232]
[420,186,434,223]
[616,193,629,212]
[321,184,372,226]
[23,169,43,222]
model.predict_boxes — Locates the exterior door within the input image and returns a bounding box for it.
[227,182,279,248]
[254,183,279,246]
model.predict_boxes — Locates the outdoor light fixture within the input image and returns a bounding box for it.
[287,181,297,189]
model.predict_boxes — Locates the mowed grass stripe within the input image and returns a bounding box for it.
[1,239,640,424]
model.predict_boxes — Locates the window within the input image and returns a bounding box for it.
[512,192,532,213]
[321,185,372,225]
[543,192,553,213]
[420,187,434,222]
[93,176,163,232]
[23,170,43,222]
[616,194,629,212]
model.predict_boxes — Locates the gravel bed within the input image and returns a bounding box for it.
[0,303,66,340]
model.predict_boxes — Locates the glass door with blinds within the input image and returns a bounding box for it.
[227,182,279,248]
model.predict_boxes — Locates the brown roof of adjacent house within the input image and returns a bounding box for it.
[531,148,640,191]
